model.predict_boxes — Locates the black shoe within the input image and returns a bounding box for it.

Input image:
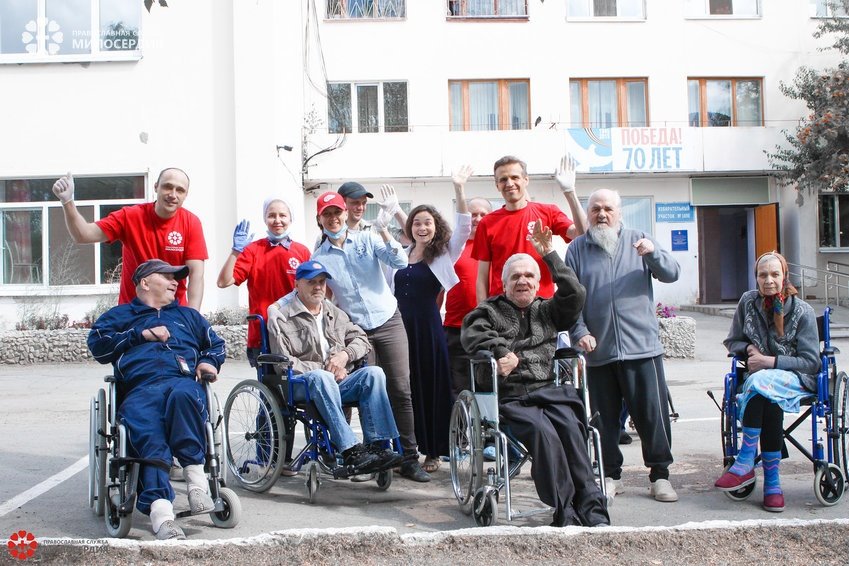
[618,429,633,445]
[342,443,380,474]
[399,460,431,483]
[367,444,407,470]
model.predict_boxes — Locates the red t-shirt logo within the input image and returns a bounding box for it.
[167,231,183,246]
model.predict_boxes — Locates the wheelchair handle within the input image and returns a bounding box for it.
[554,347,582,360]
[473,350,495,361]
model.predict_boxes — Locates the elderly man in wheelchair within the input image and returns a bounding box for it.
[461,221,609,527]
[264,260,407,476]
[88,259,228,540]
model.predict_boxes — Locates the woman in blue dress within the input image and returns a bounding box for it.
[387,168,472,473]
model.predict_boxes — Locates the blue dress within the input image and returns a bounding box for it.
[394,261,454,458]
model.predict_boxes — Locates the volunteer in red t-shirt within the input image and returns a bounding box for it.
[52,168,208,309]
[473,154,587,302]
[443,189,492,395]
[216,197,310,364]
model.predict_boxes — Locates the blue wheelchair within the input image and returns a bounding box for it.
[88,374,241,537]
[714,306,849,506]
[223,315,393,502]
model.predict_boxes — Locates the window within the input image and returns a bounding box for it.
[0,0,141,63]
[688,78,762,127]
[580,195,653,234]
[327,81,408,134]
[812,0,849,17]
[447,0,527,17]
[570,78,648,128]
[568,0,645,18]
[449,79,530,131]
[684,0,760,17]
[0,176,144,286]
[327,0,405,18]
[820,193,849,248]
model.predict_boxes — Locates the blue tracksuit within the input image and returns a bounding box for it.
[88,298,226,514]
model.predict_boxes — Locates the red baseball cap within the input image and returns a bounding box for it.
[316,192,347,215]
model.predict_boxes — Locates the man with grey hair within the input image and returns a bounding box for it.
[565,188,681,503]
[461,221,609,527]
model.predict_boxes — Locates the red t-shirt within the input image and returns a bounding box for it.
[472,202,573,299]
[233,238,311,349]
[444,240,478,328]
[96,203,208,305]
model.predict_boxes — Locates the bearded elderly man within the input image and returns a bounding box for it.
[565,188,680,504]
[461,221,609,528]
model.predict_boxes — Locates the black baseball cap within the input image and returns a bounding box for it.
[132,259,189,285]
[337,181,373,200]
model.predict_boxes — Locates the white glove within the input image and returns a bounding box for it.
[372,208,392,232]
[378,184,401,217]
[555,154,577,193]
[52,173,75,204]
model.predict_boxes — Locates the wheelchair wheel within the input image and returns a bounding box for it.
[224,380,286,493]
[305,460,320,503]
[472,486,498,527]
[375,469,392,491]
[449,391,483,514]
[720,463,756,501]
[89,389,107,517]
[814,463,845,506]
[104,493,132,538]
[836,371,849,482]
[210,487,242,528]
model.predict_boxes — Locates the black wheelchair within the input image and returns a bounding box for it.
[88,374,241,537]
[449,338,605,526]
[714,306,849,506]
[223,315,393,502]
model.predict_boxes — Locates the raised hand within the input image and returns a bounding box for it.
[555,154,577,193]
[378,184,401,216]
[232,219,253,252]
[452,165,473,189]
[527,219,554,256]
[52,173,75,204]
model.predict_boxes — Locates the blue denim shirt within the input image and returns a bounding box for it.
[312,230,408,331]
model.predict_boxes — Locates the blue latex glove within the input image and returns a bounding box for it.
[232,219,254,252]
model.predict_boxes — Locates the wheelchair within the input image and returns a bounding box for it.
[223,315,393,502]
[448,340,606,526]
[714,306,849,506]
[88,373,241,537]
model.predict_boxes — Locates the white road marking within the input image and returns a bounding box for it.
[0,455,88,518]
[674,417,720,423]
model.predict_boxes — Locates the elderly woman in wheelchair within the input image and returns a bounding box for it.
[714,252,823,512]
[459,221,609,527]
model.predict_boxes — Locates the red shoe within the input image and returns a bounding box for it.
[714,469,755,491]
[763,492,785,512]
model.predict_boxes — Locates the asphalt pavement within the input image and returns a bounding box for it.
[1,310,848,553]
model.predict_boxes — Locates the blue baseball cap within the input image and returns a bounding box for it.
[295,261,333,281]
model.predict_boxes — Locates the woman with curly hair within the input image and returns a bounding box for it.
[386,168,473,473]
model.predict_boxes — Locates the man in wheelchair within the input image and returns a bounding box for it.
[88,259,226,540]
[266,260,406,475]
[461,221,609,527]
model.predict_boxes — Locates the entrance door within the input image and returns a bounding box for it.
[697,207,750,303]
[754,203,779,257]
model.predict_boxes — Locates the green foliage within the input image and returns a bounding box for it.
[768,1,849,197]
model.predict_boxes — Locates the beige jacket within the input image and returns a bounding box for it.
[267,293,371,375]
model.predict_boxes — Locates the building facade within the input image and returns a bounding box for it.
[0,0,842,328]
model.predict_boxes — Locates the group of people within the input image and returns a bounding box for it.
[53,153,817,538]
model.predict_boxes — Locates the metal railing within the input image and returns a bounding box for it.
[787,261,849,307]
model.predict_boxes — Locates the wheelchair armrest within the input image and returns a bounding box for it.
[473,350,495,361]
[554,347,582,360]
[256,353,290,366]
[823,346,840,356]
[104,375,116,383]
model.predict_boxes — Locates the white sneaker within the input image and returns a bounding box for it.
[649,479,679,502]
[604,477,625,505]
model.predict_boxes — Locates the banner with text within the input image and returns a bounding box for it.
[565,127,702,173]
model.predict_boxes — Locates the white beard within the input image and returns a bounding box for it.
[589,224,620,257]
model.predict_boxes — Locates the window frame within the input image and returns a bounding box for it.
[566,0,647,20]
[448,78,531,132]
[818,192,849,251]
[326,0,407,19]
[0,174,146,292]
[327,80,409,134]
[811,0,849,17]
[684,0,762,18]
[687,77,764,127]
[446,0,529,19]
[0,0,143,65]
[579,195,654,235]
[570,77,649,128]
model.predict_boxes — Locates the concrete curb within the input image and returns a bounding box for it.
[33,519,849,565]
